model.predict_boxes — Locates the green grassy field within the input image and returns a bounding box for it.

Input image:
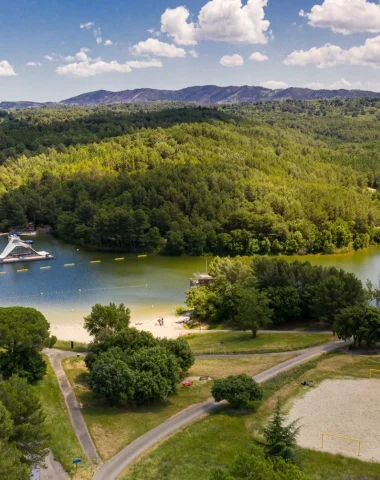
[54,339,89,353]
[185,332,332,355]
[33,357,89,477]
[121,353,380,480]
[62,354,291,461]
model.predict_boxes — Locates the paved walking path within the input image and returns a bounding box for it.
[93,340,346,480]
[190,329,332,335]
[44,349,102,465]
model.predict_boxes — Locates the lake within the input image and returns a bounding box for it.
[0,234,380,341]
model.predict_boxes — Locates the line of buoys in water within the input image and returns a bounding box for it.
[1,284,149,301]
[0,254,149,276]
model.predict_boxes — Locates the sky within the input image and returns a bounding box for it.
[2,0,380,101]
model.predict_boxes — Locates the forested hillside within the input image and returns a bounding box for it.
[1,99,380,256]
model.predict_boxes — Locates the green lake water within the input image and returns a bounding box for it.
[0,235,379,340]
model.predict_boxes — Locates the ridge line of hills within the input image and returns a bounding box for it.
[2,84,380,110]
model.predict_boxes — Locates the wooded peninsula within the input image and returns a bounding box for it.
[1,98,380,256]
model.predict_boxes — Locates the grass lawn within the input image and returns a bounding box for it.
[33,357,92,478]
[121,353,380,480]
[54,339,89,353]
[188,354,294,379]
[62,354,291,461]
[185,332,332,355]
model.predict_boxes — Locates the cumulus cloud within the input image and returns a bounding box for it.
[44,55,55,61]
[249,51,268,61]
[220,54,244,66]
[64,48,90,62]
[26,61,42,67]
[261,80,288,89]
[96,37,103,45]
[104,40,113,46]
[189,50,199,57]
[300,0,380,35]
[284,35,380,68]
[0,60,17,76]
[130,38,186,57]
[56,49,162,77]
[304,78,363,89]
[80,22,94,29]
[161,0,270,45]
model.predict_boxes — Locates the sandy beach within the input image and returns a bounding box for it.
[48,308,190,343]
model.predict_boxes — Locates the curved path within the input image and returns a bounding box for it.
[93,340,346,480]
[44,349,102,465]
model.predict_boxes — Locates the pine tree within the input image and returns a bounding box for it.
[263,399,301,462]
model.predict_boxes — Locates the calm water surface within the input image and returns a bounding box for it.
[0,235,380,338]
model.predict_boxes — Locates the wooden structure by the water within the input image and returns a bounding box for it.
[190,272,214,288]
[0,236,54,264]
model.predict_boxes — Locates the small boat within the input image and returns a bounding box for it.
[0,236,53,264]
[8,232,21,240]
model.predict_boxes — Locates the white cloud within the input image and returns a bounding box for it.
[0,60,17,76]
[284,35,380,69]
[104,40,113,46]
[80,22,94,29]
[161,0,270,45]
[161,6,197,45]
[26,61,42,67]
[57,51,162,77]
[249,51,268,61]
[261,80,288,89]
[300,0,380,35]
[64,48,90,62]
[189,49,199,57]
[304,78,363,89]
[220,54,244,66]
[130,38,186,57]
[44,55,55,62]
[96,37,103,45]
[148,28,161,37]
[126,59,163,69]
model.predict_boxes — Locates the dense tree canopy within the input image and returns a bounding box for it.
[1,101,380,255]
[186,257,365,328]
[85,319,194,405]
[0,307,51,381]
[84,303,131,338]
[212,374,263,408]
[0,375,49,478]
[334,305,380,348]
[210,446,310,480]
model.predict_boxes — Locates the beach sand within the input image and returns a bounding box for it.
[48,308,190,343]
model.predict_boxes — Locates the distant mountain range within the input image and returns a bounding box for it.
[2,85,380,110]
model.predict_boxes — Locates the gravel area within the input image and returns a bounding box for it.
[287,379,380,462]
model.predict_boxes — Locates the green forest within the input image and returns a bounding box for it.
[1,98,380,255]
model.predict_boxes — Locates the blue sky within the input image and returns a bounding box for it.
[1,0,380,101]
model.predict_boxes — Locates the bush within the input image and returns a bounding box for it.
[212,374,263,408]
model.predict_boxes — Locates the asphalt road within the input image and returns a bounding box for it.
[93,340,346,480]
[45,349,102,465]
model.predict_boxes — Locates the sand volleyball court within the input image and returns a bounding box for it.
[286,379,380,462]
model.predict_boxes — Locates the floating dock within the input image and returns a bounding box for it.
[0,236,54,264]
